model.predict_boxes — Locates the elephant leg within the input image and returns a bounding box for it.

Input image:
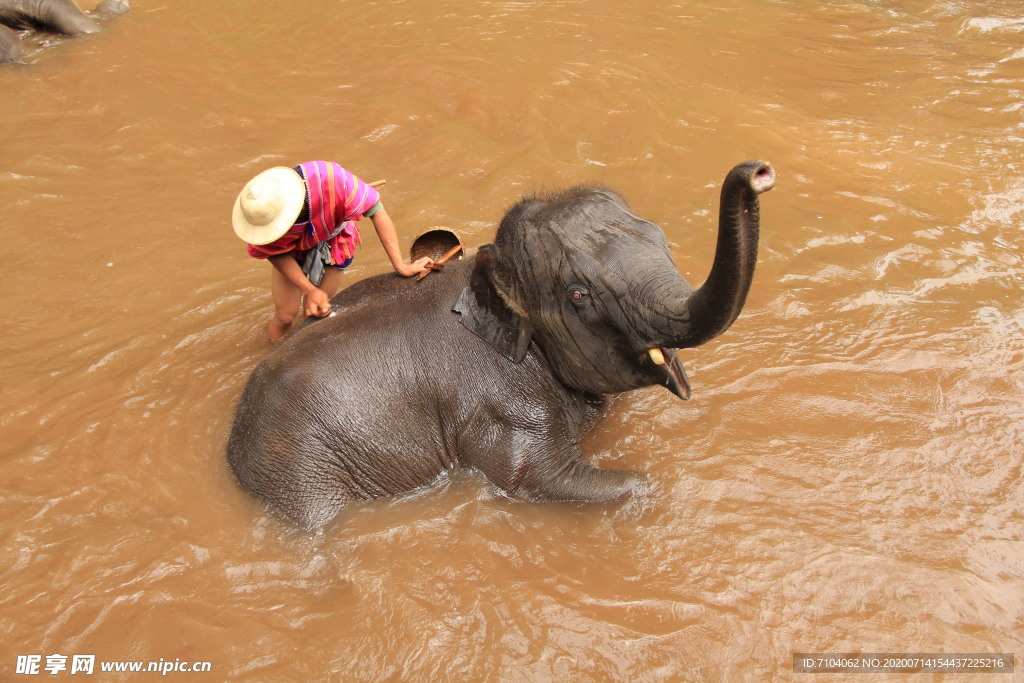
[460,414,645,504]
[227,401,350,531]
[0,24,23,63]
[230,444,349,531]
[46,0,101,35]
[265,466,345,531]
[508,453,647,504]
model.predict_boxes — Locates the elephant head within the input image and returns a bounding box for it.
[456,160,775,399]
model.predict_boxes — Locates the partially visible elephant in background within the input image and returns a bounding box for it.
[227,160,776,531]
[0,0,129,64]
[0,23,21,61]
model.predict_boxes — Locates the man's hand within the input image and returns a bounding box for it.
[395,256,434,278]
[304,287,332,317]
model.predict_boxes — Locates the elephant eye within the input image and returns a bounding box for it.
[568,286,589,305]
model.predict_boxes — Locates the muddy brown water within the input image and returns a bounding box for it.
[2,0,1022,679]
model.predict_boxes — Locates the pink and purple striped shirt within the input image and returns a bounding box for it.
[245,161,381,264]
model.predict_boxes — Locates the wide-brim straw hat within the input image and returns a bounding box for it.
[232,167,306,245]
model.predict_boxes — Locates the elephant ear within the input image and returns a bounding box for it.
[453,246,534,363]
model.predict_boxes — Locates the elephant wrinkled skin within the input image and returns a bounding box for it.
[0,0,129,64]
[227,161,776,531]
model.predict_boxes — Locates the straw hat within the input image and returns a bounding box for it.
[232,167,306,245]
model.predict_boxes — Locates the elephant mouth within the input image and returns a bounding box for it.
[647,348,692,400]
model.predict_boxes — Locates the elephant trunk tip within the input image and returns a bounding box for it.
[726,160,776,197]
[752,163,776,194]
[728,160,777,199]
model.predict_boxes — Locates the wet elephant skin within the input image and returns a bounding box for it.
[0,0,128,63]
[227,162,773,531]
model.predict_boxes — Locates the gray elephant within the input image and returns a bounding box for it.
[0,0,129,64]
[227,161,776,531]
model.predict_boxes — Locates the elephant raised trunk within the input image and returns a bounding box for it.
[658,160,775,350]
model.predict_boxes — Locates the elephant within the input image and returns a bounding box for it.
[227,160,776,531]
[0,23,20,61]
[0,0,129,64]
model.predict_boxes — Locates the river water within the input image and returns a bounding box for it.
[1,0,1021,679]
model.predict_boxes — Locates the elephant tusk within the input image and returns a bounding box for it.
[648,348,666,366]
